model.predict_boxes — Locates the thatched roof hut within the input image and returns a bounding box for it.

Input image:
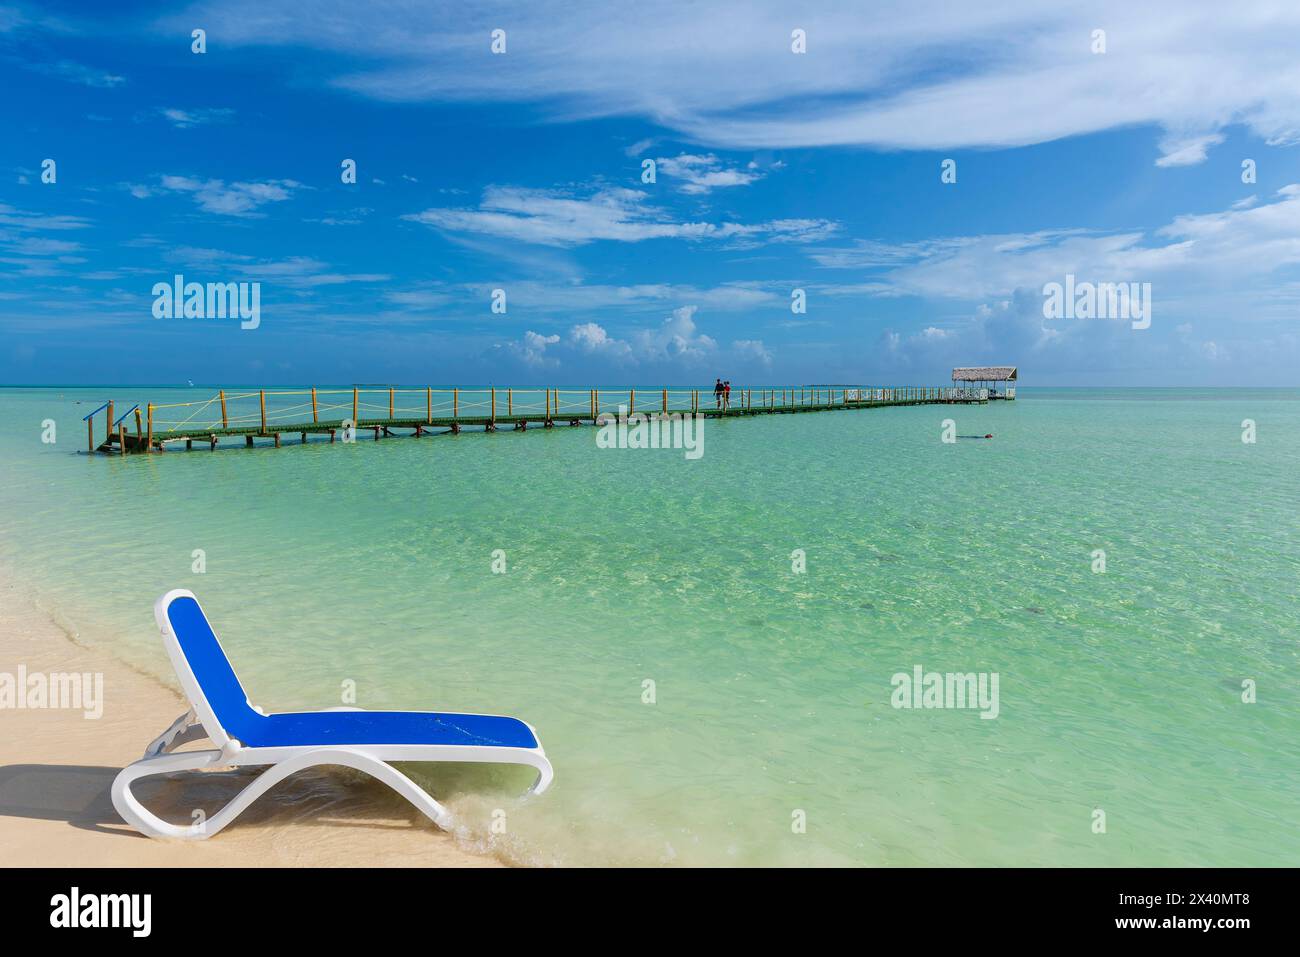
[951,366,1017,382]
[951,366,1018,400]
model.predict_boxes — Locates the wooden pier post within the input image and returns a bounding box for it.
[426,387,432,424]
[146,404,153,452]
[118,424,125,456]
[508,387,513,416]
[106,401,114,445]
[87,417,93,453]
[219,390,228,428]
[259,390,267,434]
[134,408,142,443]
[311,387,318,423]
[630,389,635,415]
[453,388,459,419]
[353,387,359,425]
[246,435,253,447]
[274,433,280,448]
[491,388,496,424]
[389,387,395,419]
[662,388,668,413]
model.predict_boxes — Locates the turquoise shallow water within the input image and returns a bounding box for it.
[1,386,1297,865]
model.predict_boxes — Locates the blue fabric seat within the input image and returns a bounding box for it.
[165,595,537,750]
[252,710,537,749]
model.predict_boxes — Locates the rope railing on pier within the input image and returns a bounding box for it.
[141,385,985,433]
[83,384,994,453]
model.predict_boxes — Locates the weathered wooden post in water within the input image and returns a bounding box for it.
[106,401,114,445]
[220,389,228,428]
[311,387,318,423]
[146,404,153,452]
[453,388,459,420]
[353,387,359,425]
[259,390,267,434]
[426,387,432,424]
[389,388,395,418]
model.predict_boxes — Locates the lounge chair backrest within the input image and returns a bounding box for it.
[155,589,259,748]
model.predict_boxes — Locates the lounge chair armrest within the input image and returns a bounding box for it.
[143,708,208,758]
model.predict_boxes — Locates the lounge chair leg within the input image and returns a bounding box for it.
[112,747,453,840]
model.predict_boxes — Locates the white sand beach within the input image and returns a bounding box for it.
[0,572,499,867]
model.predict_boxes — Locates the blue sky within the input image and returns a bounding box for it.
[3,0,1300,386]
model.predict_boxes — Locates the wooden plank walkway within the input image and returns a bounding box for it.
[87,385,992,454]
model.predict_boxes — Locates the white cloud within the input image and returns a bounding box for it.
[628,305,717,361]
[812,186,1300,304]
[150,175,303,217]
[160,107,235,128]
[157,1,1300,164]
[731,339,772,366]
[624,137,658,157]
[405,186,835,247]
[1155,132,1226,168]
[504,307,767,369]
[0,204,92,231]
[655,154,761,194]
[160,246,388,287]
[506,330,561,367]
[570,321,632,358]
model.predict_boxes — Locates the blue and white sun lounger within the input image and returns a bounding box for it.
[112,589,553,840]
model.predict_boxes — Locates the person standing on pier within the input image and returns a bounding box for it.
[724,381,732,409]
[714,378,724,409]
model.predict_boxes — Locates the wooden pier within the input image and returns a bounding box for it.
[84,385,993,454]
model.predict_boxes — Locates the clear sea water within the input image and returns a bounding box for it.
[1,386,1297,866]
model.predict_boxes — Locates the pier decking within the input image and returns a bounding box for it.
[85,385,993,454]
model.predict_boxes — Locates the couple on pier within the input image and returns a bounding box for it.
[713,378,732,410]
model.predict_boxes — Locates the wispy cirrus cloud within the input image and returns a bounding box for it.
[156,0,1300,165]
[160,245,389,287]
[27,58,124,88]
[405,185,835,247]
[127,175,304,217]
[158,107,235,128]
